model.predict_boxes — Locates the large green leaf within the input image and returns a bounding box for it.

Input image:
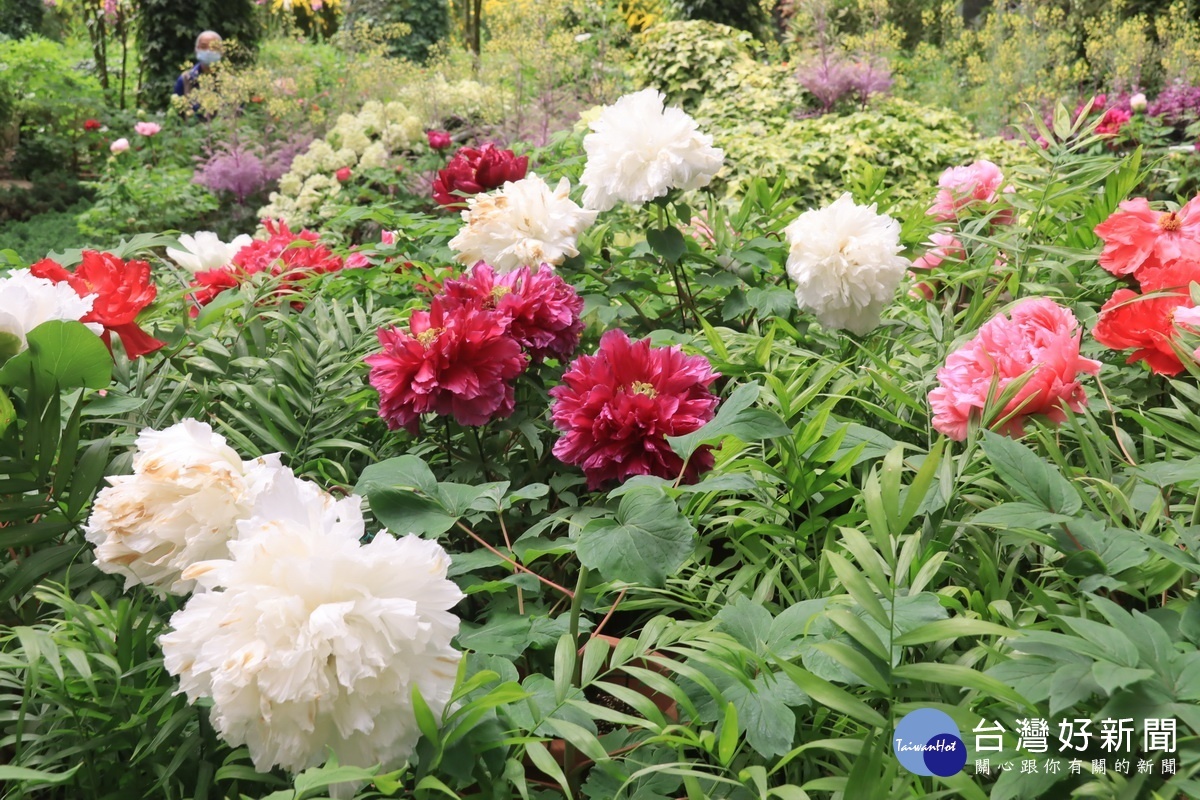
[979,430,1080,514]
[575,487,696,587]
[0,321,111,390]
[668,382,791,461]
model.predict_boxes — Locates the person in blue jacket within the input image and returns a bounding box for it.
[173,30,223,99]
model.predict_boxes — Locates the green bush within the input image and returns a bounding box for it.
[343,0,450,62]
[77,161,219,246]
[0,205,91,262]
[0,0,44,39]
[670,0,771,37]
[630,19,764,111]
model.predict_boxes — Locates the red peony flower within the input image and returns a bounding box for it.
[432,143,529,209]
[31,251,165,359]
[365,299,527,433]
[187,220,344,313]
[1094,196,1200,278]
[439,263,584,363]
[550,329,721,489]
[84,118,102,132]
[335,167,352,182]
[929,298,1100,440]
[427,130,452,150]
[1093,261,1200,375]
[1096,107,1132,136]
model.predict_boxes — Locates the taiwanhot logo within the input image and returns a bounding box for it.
[893,708,968,777]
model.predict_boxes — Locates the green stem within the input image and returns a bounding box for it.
[564,565,590,799]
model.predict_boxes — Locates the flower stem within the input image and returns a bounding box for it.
[454,520,574,599]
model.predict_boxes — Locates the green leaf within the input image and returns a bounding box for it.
[575,487,696,587]
[646,226,687,265]
[715,594,773,654]
[979,431,1080,514]
[356,455,439,496]
[772,658,888,728]
[0,331,20,365]
[0,386,13,437]
[1091,663,1155,696]
[972,502,1071,530]
[0,321,112,390]
[668,382,791,461]
[0,764,82,785]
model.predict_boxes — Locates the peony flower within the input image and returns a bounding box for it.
[784,193,910,335]
[167,231,253,274]
[135,121,162,137]
[439,263,584,362]
[366,299,527,433]
[381,230,398,246]
[908,232,966,301]
[0,269,100,355]
[929,298,1101,440]
[1093,196,1200,278]
[84,118,102,132]
[427,130,452,150]
[32,251,165,359]
[1130,92,1148,113]
[928,159,1012,223]
[1173,305,1200,364]
[84,419,285,595]
[159,473,463,776]
[449,175,597,273]
[335,166,352,182]
[1096,107,1132,136]
[550,329,720,489]
[1093,261,1200,375]
[433,143,529,209]
[579,88,725,212]
[110,137,129,154]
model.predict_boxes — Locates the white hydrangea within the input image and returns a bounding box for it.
[84,420,286,596]
[0,269,100,354]
[166,232,253,274]
[580,88,725,212]
[277,172,303,197]
[160,473,463,777]
[783,193,911,335]
[449,174,598,273]
[359,141,389,169]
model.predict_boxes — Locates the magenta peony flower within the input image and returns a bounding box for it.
[929,298,1101,441]
[439,263,584,363]
[928,159,1012,223]
[550,330,721,489]
[427,130,452,150]
[432,143,529,209]
[366,299,527,433]
[135,121,162,137]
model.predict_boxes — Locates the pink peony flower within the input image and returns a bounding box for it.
[427,130,452,150]
[381,230,398,245]
[929,298,1100,441]
[439,263,584,363]
[550,329,721,489]
[335,166,352,182]
[909,232,966,301]
[110,138,130,154]
[1096,107,1132,136]
[366,299,527,433]
[135,121,161,137]
[928,159,1013,223]
[1093,196,1200,278]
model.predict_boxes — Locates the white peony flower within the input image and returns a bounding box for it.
[166,231,253,274]
[449,174,598,273]
[784,193,911,335]
[160,473,463,777]
[0,269,100,354]
[84,419,285,595]
[579,88,725,212]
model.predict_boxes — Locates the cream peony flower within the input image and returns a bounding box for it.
[84,420,285,595]
[579,88,725,212]
[449,174,598,273]
[0,269,100,354]
[166,231,253,274]
[160,473,463,777]
[784,193,911,335]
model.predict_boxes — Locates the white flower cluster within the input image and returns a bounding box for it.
[85,420,463,778]
[784,193,911,335]
[0,269,101,354]
[260,100,423,228]
[449,174,597,273]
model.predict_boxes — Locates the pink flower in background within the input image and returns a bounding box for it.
[366,300,526,433]
[1096,107,1132,136]
[929,298,1100,440]
[381,230,398,245]
[135,121,161,137]
[110,138,130,154]
[427,130,452,150]
[439,263,584,363]
[550,329,720,489]
[909,232,966,301]
[1094,196,1200,278]
[335,167,352,182]
[928,159,1012,223]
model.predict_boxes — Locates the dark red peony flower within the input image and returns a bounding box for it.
[365,299,527,433]
[427,130,452,150]
[1094,285,1195,376]
[432,143,529,209]
[84,119,102,132]
[335,167,352,182]
[550,329,720,489]
[31,251,165,359]
[187,220,344,313]
[439,263,584,363]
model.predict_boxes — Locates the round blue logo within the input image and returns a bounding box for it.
[893,709,967,776]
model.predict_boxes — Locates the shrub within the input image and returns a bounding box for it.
[342,0,450,62]
[630,19,762,111]
[0,0,43,39]
[77,161,219,245]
